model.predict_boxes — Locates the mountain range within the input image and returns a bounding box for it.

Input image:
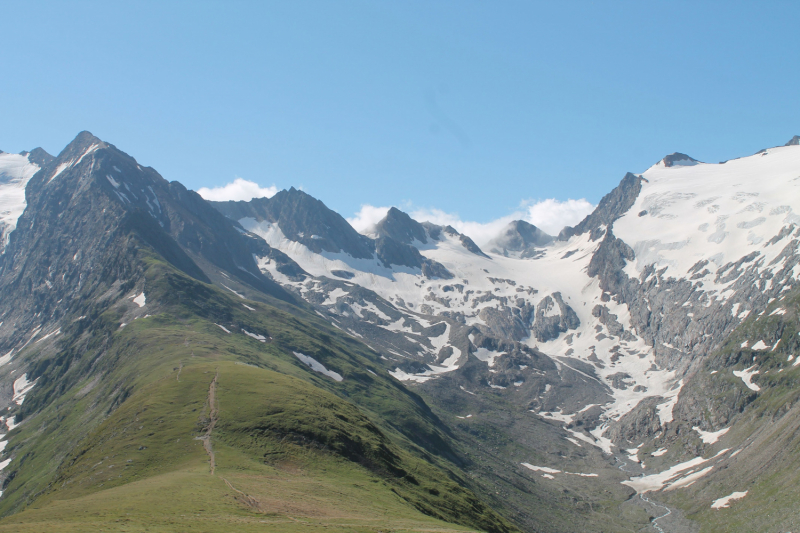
[1,131,799,532]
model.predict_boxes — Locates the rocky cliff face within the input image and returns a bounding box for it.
[0,131,295,365]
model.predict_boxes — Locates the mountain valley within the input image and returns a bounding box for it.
[1,132,800,532]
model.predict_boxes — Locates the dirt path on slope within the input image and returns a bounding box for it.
[222,477,261,510]
[197,370,219,475]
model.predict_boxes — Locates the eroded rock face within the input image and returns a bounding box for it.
[558,172,645,241]
[531,292,580,342]
[478,306,528,342]
[604,396,664,444]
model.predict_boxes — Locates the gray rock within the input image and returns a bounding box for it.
[531,292,580,342]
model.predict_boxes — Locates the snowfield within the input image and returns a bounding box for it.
[0,152,42,253]
[239,141,800,457]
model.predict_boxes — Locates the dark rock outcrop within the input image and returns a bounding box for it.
[558,172,645,241]
[531,292,580,342]
[660,152,699,167]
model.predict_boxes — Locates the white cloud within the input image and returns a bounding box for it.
[347,198,595,247]
[409,208,517,247]
[522,198,595,236]
[347,205,391,234]
[409,198,594,246]
[197,178,278,202]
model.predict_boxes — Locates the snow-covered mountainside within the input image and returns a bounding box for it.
[212,138,800,456]
[0,149,52,253]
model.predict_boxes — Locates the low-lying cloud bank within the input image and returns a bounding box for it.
[348,198,594,246]
[197,178,278,202]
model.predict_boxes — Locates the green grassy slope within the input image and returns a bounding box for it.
[0,253,517,533]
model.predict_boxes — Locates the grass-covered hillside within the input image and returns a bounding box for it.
[0,252,517,533]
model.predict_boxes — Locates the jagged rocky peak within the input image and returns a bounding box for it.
[18,147,54,167]
[785,135,800,146]
[46,130,109,178]
[373,207,428,245]
[4,130,293,309]
[374,208,490,258]
[211,187,375,259]
[558,171,645,241]
[660,152,699,167]
[487,220,553,258]
[210,189,454,278]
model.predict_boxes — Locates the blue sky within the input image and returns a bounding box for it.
[2,1,799,237]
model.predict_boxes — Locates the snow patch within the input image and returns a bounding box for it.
[655,380,684,426]
[536,409,576,424]
[622,456,708,493]
[733,366,760,391]
[293,352,343,381]
[221,285,245,299]
[474,347,504,367]
[711,491,748,509]
[12,374,37,405]
[242,329,267,342]
[692,426,730,444]
[521,463,598,478]
[0,153,42,252]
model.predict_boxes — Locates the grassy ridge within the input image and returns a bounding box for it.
[0,253,517,532]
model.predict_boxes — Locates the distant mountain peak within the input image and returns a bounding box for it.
[660,152,699,167]
[488,220,553,258]
[785,135,800,146]
[19,147,55,167]
[374,207,428,245]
